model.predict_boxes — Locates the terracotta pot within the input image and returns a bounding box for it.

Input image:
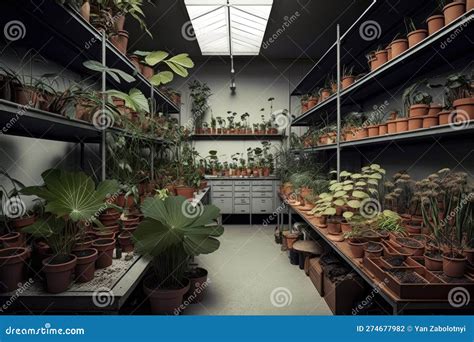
[93,238,116,269]
[424,252,443,271]
[408,117,423,130]
[407,29,428,47]
[80,0,91,22]
[438,110,453,125]
[390,39,408,58]
[0,247,28,292]
[111,30,129,54]
[15,86,39,107]
[364,242,383,258]
[175,186,194,199]
[423,115,439,128]
[143,276,190,315]
[426,15,445,35]
[379,124,388,135]
[443,2,466,24]
[342,76,355,89]
[374,50,387,67]
[341,221,352,233]
[114,14,126,32]
[118,232,134,253]
[0,232,23,248]
[428,104,443,116]
[395,237,424,256]
[313,215,327,227]
[307,97,318,109]
[128,54,141,70]
[327,219,341,235]
[453,97,474,121]
[72,248,98,283]
[354,127,368,140]
[442,253,467,277]
[367,125,379,137]
[121,216,139,228]
[73,236,95,251]
[320,89,331,101]
[387,120,397,134]
[386,45,392,60]
[409,104,429,117]
[117,194,135,209]
[348,239,367,258]
[468,0,474,11]
[141,64,154,80]
[395,118,408,132]
[42,255,77,293]
[184,267,208,303]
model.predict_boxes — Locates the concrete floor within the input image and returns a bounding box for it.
[184,225,332,315]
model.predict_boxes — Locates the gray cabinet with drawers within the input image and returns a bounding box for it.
[207,178,280,224]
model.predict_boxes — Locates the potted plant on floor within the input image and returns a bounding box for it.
[21,169,119,292]
[133,196,223,314]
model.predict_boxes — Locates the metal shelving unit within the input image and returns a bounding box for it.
[191,134,286,141]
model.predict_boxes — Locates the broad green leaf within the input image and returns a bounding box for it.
[347,200,362,209]
[323,208,337,216]
[352,190,368,199]
[343,211,354,219]
[168,53,194,68]
[150,71,174,86]
[145,51,169,66]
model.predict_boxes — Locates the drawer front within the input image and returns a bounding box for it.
[234,192,250,198]
[252,185,273,192]
[212,185,233,192]
[252,191,273,198]
[252,198,274,213]
[212,180,233,186]
[213,197,233,213]
[234,185,250,192]
[253,180,274,186]
[234,180,250,186]
[212,192,233,198]
[234,197,250,205]
[234,204,250,214]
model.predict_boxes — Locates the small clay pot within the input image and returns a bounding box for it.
[367,125,379,137]
[118,232,134,253]
[438,110,453,125]
[390,39,408,58]
[387,120,397,134]
[453,97,474,121]
[428,104,443,116]
[141,64,154,80]
[143,276,190,315]
[184,267,208,303]
[72,248,98,283]
[348,239,367,258]
[409,104,429,117]
[93,238,116,269]
[426,15,445,35]
[175,186,194,199]
[443,2,466,24]
[395,118,409,133]
[407,29,428,47]
[364,242,383,258]
[342,76,355,89]
[0,232,23,248]
[374,50,388,67]
[424,252,443,271]
[42,255,77,293]
[408,117,423,131]
[0,247,29,293]
[327,219,341,235]
[442,253,467,277]
[423,115,439,128]
[379,124,388,135]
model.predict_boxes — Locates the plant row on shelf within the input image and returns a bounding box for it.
[190,91,287,135]
[0,50,194,139]
[204,142,275,177]
[294,73,473,148]
[0,131,223,313]
[59,0,185,107]
[276,150,473,281]
[298,0,472,115]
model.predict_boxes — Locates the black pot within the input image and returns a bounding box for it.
[289,249,299,265]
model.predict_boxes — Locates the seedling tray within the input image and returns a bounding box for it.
[363,257,474,300]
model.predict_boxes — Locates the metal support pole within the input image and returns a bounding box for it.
[80,142,85,171]
[336,24,341,182]
[101,30,107,182]
[150,146,155,181]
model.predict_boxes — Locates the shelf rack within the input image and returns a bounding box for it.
[1,0,179,113]
[292,10,474,126]
[191,134,286,141]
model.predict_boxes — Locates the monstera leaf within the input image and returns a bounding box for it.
[21,169,119,223]
[133,196,223,257]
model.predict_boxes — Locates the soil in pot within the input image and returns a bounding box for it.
[388,269,427,284]
[143,275,190,315]
[423,115,439,128]
[424,251,443,271]
[0,247,28,292]
[396,237,424,256]
[184,267,208,303]
[407,29,428,47]
[42,254,77,293]
[364,242,383,258]
[92,238,116,269]
[348,238,367,258]
[383,255,405,267]
[443,2,466,24]
[442,253,467,278]
[72,248,98,283]
[427,15,445,35]
[175,186,194,199]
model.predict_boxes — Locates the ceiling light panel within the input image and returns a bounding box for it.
[184,0,273,55]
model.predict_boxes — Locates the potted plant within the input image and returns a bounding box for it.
[341,65,355,89]
[426,2,445,36]
[405,17,428,48]
[390,33,408,59]
[21,169,119,292]
[188,80,212,134]
[441,0,466,24]
[133,196,223,314]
